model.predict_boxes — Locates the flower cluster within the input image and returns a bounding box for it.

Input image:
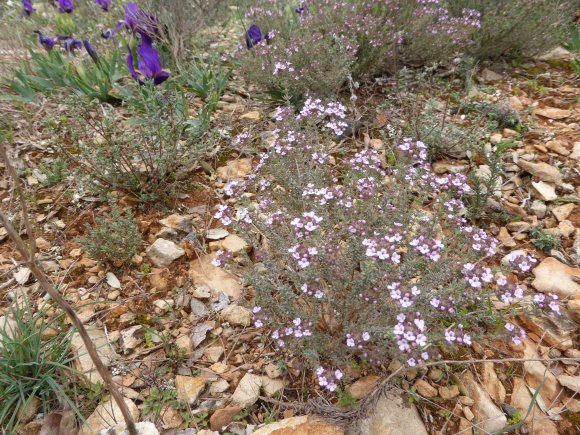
[210,101,538,394]
[316,367,343,392]
[237,0,482,98]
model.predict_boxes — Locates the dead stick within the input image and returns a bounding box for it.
[0,145,138,435]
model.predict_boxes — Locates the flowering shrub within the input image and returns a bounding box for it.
[214,99,560,390]
[236,0,482,97]
[446,0,575,59]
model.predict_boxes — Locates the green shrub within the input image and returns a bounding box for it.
[77,204,142,265]
[237,0,482,98]
[141,0,231,69]
[56,85,210,201]
[530,225,561,253]
[447,0,575,59]
[212,101,538,387]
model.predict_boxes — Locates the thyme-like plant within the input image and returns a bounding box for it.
[77,204,142,265]
[213,100,556,391]
[56,85,210,201]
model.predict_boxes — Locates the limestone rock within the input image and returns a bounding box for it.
[210,405,242,431]
[71,326,117,386]
[262,377,285,397]
[189,254,242,300]
[518,313,576,350]
[557,375,580,393]
[81,398,139,435]
[348,376,380,399]
[531,181,557,201]
[216,158,252,179]
[439,385,460,400]
[431,161,469,175]
[146,238,185,268]
[175,376,207,405]
[498,227,516,248]
[570,142,580,161]
[480,68,502,82]
[532,257,580,298]
[517,160,563,185]
[459,372,507,433]
[231,373,262,408]
[353,393,427,435]
[221,305,251,327]
[209,234,249,255]
[254,416,344,435]
[534,107,572,120]
[531,200,547,218]
[510,377,559,435]
[522,338,561,403]
[159,214,193,232]
[414,380,438,398]
[481,362,506,404]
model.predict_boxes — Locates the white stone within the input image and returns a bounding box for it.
[81,398,139,435]
[531,181,557,201]
[71,327,117,386]
[146,238,185,268]
[530,200,547,218]
[532,257,580,298]
[231,373,262,408]
[355,393,428,435]
[221,305,251,327]
[460,372,507,433]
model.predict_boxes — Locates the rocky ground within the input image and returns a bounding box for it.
[0,45,579,434]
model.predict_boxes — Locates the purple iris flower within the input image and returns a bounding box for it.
[34,31,56,51]
[102,3,158,42]
[57,36,82,53]
[58,0,74,13]
[296,2,307,15]
[22,0,34,16]
[83,40,100,64]
[127,43,170,85]
[95,0,112,11]
[245,25,263,49]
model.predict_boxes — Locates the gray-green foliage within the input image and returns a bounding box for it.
[0,295,75,434]
[446,0,575,59]
[57,85,210,201]
[77,204,142,265]
[417,99,487,159]
[467,140,515,221]
[530,225,561,253]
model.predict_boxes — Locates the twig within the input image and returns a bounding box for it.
[0,143,138,435]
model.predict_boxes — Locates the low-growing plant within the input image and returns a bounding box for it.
[530,225,561,253]
[447,0,575,60]
[77,204,142,265]
[237,0,481,98]
[141,0,230,69]
[4,45,124,103]
[417,98,488,159]
[40,158,69,186]
[181,55,232,123]
[0,295,76,434]
[467,140,515,221]
[213,100,557,392]
[56,85,210,201]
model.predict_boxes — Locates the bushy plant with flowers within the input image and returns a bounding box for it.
[446,0,575,59]
[213,98,561,391]
[236,0,482,98]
